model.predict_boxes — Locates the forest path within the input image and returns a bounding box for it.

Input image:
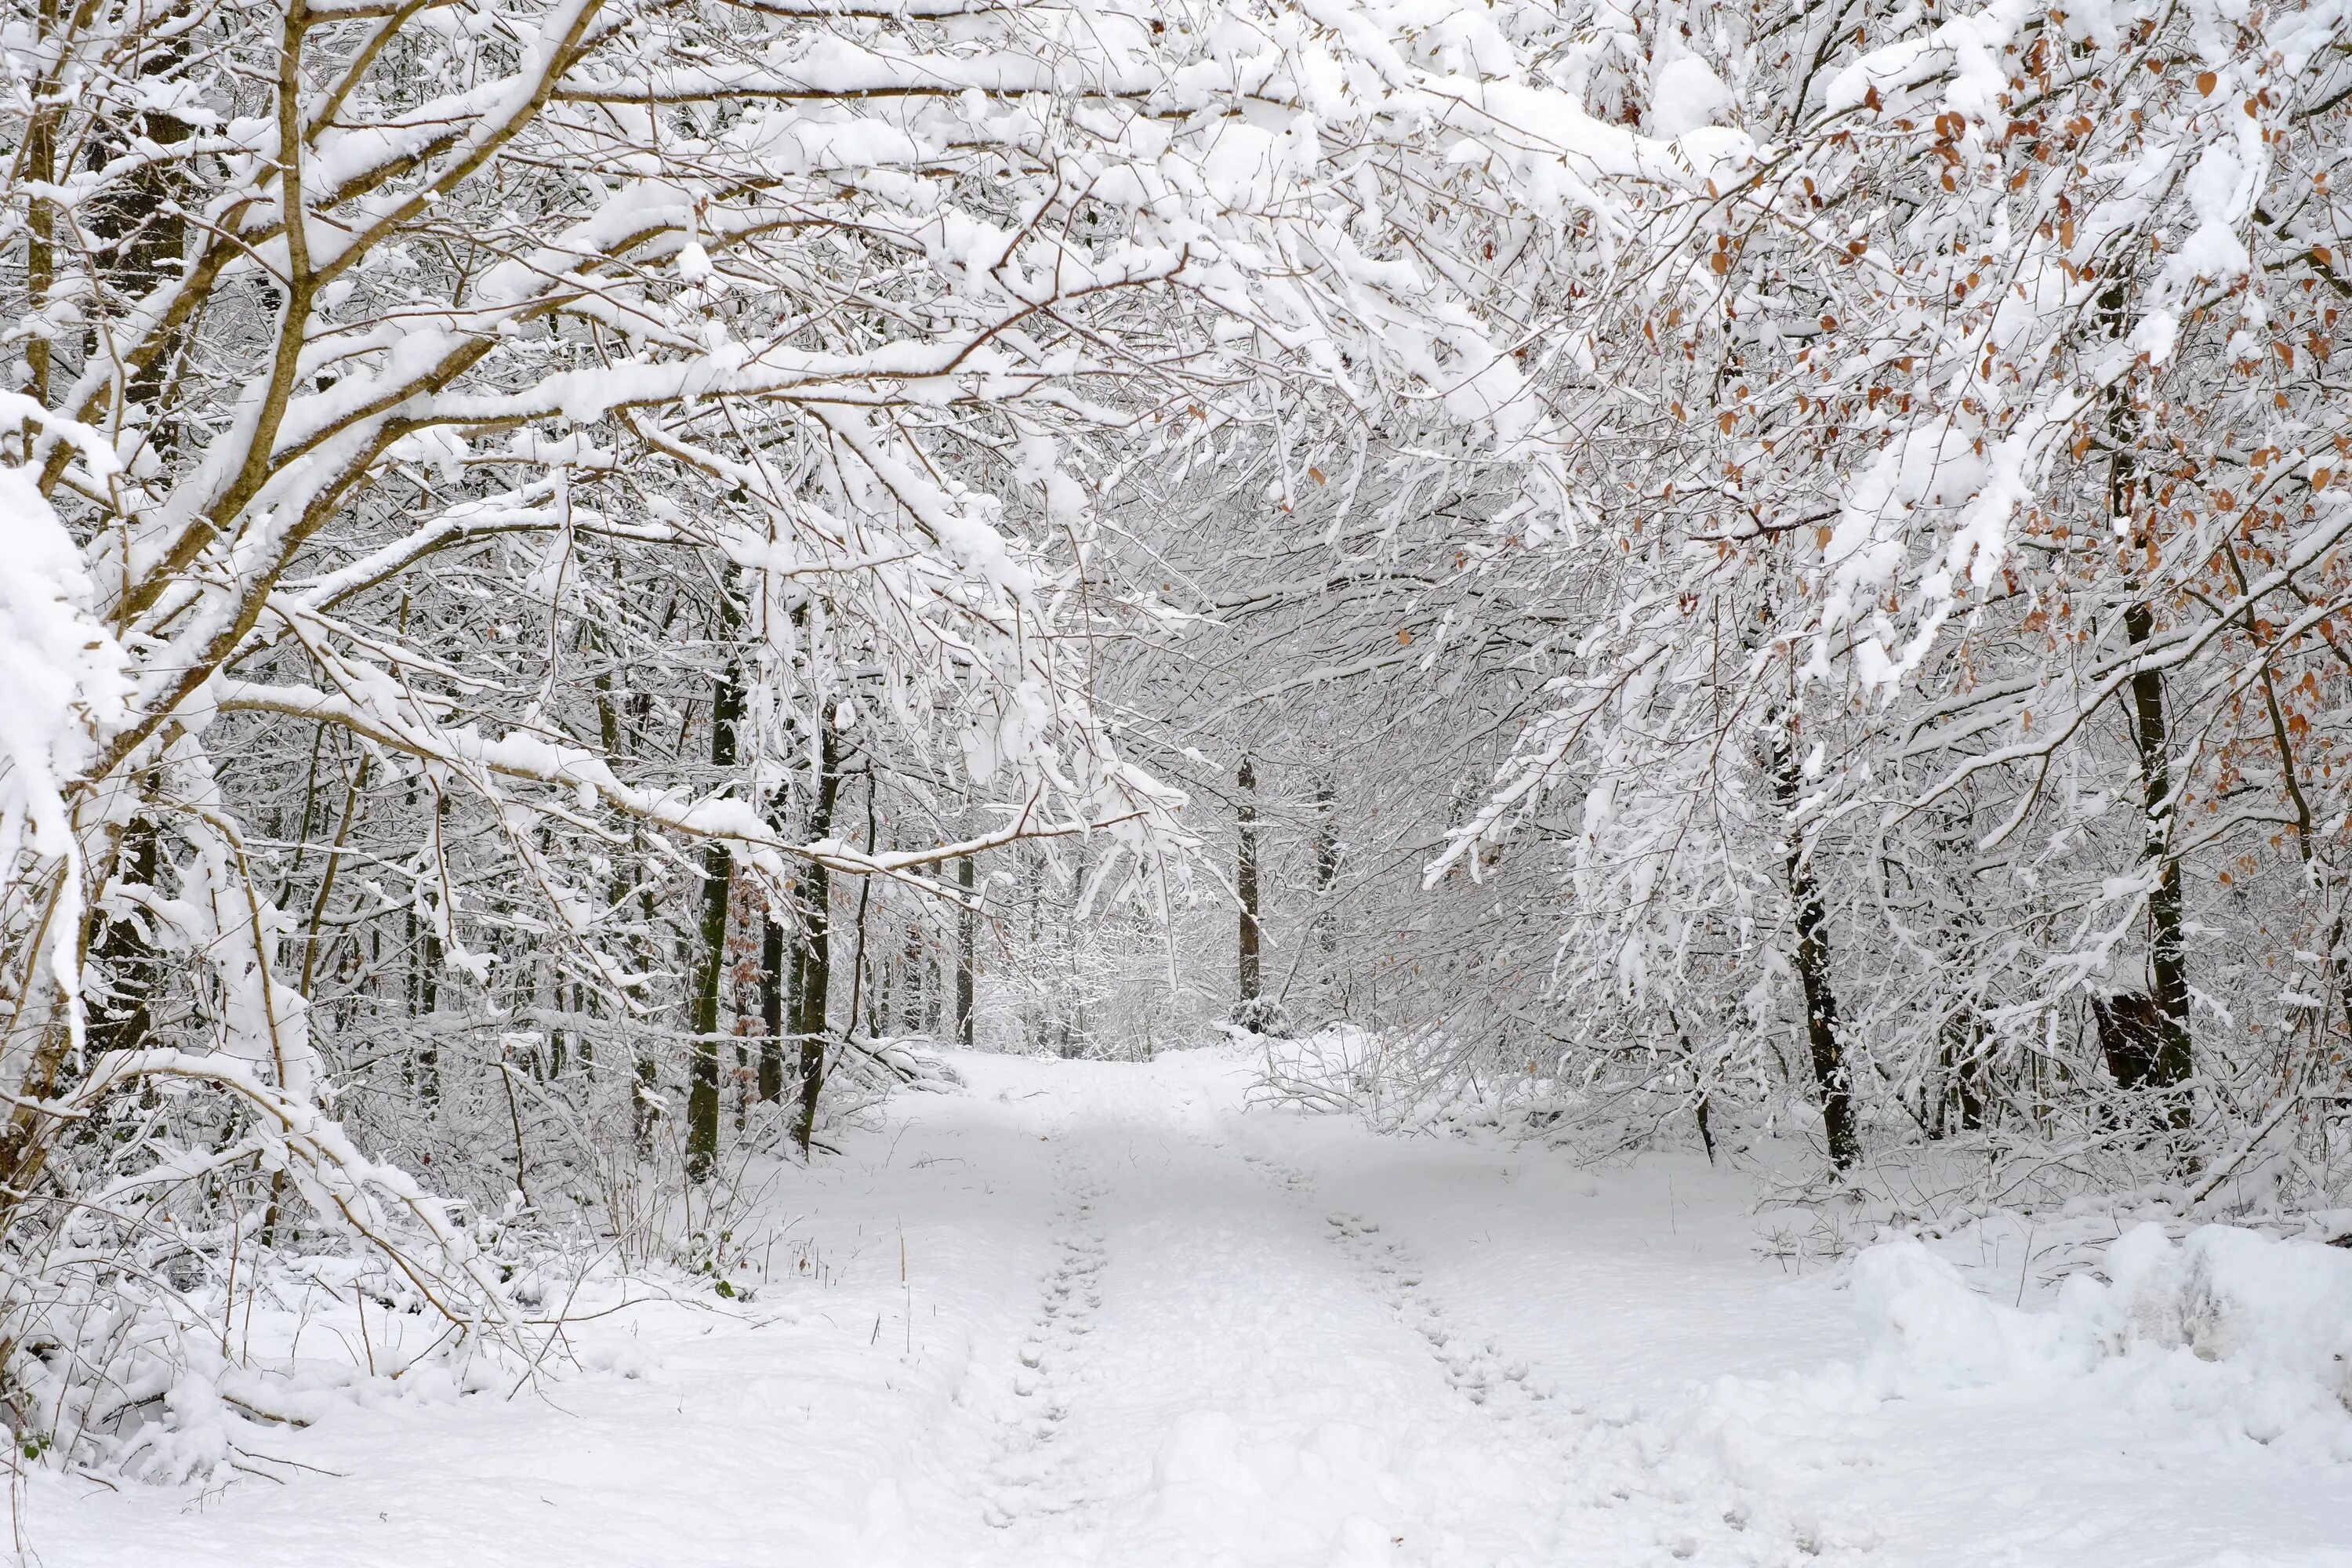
[956,1055,1730,1566]
[961,1043,1951,1568]
[33,1046,2352,1567]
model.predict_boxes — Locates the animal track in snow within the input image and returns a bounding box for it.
[980,1151,1109,1530]
[1319,1207,1545,1413]
[1235,1149,1535,1408]
[1234,1145,1831,1565]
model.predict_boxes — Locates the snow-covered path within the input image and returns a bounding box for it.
[31,1047,2352,1566]
[958,1061,1733,1565]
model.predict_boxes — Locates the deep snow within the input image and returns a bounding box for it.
[25,1045,2352,1566]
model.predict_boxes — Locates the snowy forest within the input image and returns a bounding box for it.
[7,0,2352,1555]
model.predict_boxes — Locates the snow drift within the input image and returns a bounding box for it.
[1693,1224,2352,1483]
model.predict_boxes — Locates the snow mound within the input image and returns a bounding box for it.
[2092,1224,2352,1406]
[1674,1225,2352,1541]
[1853,1225,2352,1413]
[1692,1225,2352,1468]
[1850,1237,2089,1390]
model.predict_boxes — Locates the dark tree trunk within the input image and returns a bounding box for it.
[1668,1006,1718,1164]
[793,717,842,1154]
[418,927,441,1104]
[88,818,160,1057]
[86,26,191,426]
[956,854,976,1048]
[687,635,745,1180]
[2120,612,2194,1119]
[756,780,792,1107]
[1236,757,1261,1006]
[758,895,786,1107]
[685,831,735,1175]
[2093,993,2168,1092]
[2101,277,2193,1130]
[1773,727,1860,1172]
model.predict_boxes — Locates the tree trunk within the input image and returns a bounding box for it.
[758,891,786,1107]
[24,0,55,405]
[419,927,441,1104]
[1773,727,1860,1172]
[2106,278,2194,1130]
[87,36,191,425]
[956,853,976,1048]
[687,633,744,1180]
[792,715,841,1154]
[2120,613,2194,1112]
[88,817,160,1057]
[1312,774,1338,957]
[1237,757,1261,1006]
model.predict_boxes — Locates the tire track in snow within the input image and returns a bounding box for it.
[978,1143,1109,1531]
[1232,1140,1836,1566]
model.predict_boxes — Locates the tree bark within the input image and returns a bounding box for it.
[88,817,160,1058]
[956,854,976,1048]
[2105,280,2194,1128]
[1773,726,1860,1172]
[1312,774,1338,957]
[87,28,191,424]
[686,638,744,1180]
[792,715,841,1154]
[1236,757,1261,1006]
[2122,612,2194,1126]
[23,0,56,405]
[758,884,786,1107]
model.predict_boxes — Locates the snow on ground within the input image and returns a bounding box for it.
[26,1044,2352,1566]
